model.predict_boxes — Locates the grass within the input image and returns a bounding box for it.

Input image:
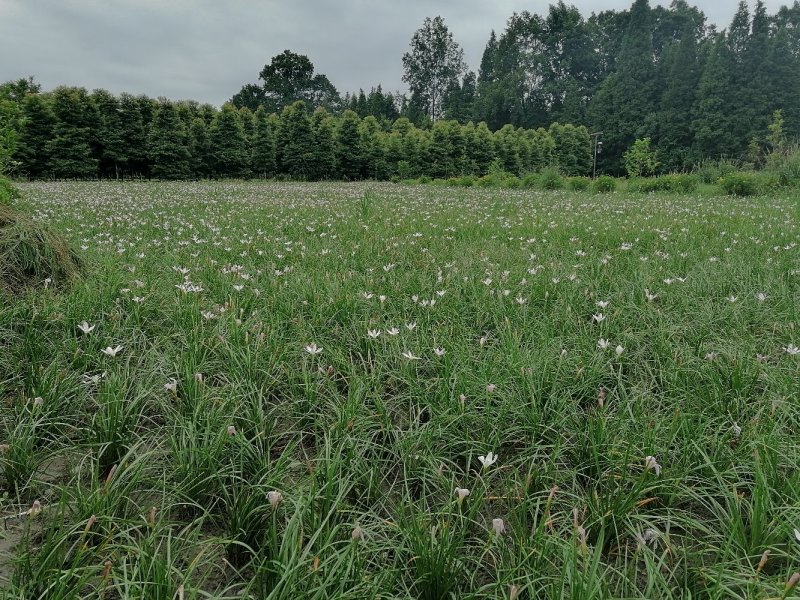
[0,180,799,598]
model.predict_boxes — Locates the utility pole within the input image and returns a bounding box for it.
[591,132,603,179]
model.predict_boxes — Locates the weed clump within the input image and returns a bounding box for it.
[0,205,84,293]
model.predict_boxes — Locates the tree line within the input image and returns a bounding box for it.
[1,81,592,180]
[2,0,798,178]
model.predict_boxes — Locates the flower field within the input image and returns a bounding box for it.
[1,181,798,598]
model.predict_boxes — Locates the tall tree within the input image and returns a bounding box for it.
[277,101,314,178]
[209,104,249,178]
[251,106,276,178]
[232,50,340,114]
[402,16,467,121]
[336,110,364,180]
[147,100,191,180]
[15,93,54,178]
[46,87,98,179]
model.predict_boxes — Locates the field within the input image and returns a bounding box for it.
[1,181,799,599]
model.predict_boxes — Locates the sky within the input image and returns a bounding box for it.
[0,0,788,106]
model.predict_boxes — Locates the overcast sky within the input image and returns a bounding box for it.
[0,1,787,106]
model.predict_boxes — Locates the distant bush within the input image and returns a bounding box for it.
[593,176,617,193]
[718,172,761,196]
[766,147,800,187]
[568,176,591,191]
[695,160,738,184]
[477,170,519,188]
[521,173,539,188]
[0,177,20,206]
[539,167,565,190]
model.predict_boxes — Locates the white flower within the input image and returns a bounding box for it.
[592,313,606,323]
[597,338,610,350]
[794,528,800,544]
[305,343,323,355]
[726,295,738,303]
[164,379,177,393]
[226,425,237,436]
[433,347,446,357]
[730,422,742,437]
[401,351,420,360]
[387,327,400,336]
[783,344,800,356]
[405,322,417,331]
[644,289,657,302]
[615,345,624,356]
[478,451,498,468]
[486,383,496,393]
[705,352,718,361]
[644,455,661,476]
[454,487,470,503]
[367,329,381,339]
[492,518,506,536]
[596,300,610,309]
[77,321,95,334]
[756,292,768,302]
[101,345,123,358]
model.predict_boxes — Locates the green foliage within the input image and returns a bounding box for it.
[718,172,762,196]
[695,159,738,184]
[593,175,617,193]
[568,176,591,191]
[623,137,660,177]
[539,166,565,190]
[0,176,20,205]
[0,204,83,294]
[210,104,250,178]
[629,174,699,193]
[402,16,466,121]
[148,100,191,180]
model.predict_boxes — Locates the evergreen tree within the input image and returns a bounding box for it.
[210,104,249,178]
[277,100,314,178]
[310,108,337,180]
[92,89,127,179]
[46,87,98,178]
[119,93,149,177]
[692,34,738,159]
[251,106,276,178]
[15,93,54,178]
[189,118,212,178]
[468,122,496,176]
[336,110,363,180]
[147,100,191,180]
[589,0,659,173]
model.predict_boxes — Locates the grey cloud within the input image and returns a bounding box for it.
[0,0,787,106]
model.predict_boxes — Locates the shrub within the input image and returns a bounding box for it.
[766,147,800,187]
[0,205,84,294]
[521,173,540,188]
[539,167,564,190]
[695,159,738,184]
[718,172,761,196]
[568,176,591,191]
[593,176,617,193]
[0,177,20,206]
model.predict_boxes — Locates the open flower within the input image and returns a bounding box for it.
[101,345,123,358]
[401,350,420,360]
[305,343,322,355]
[433,347,446,357]
[77,321,95,334]
[367,329,381,339]
[479,451,498,468]
[784,343,800,356]
[597,338,610,350]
